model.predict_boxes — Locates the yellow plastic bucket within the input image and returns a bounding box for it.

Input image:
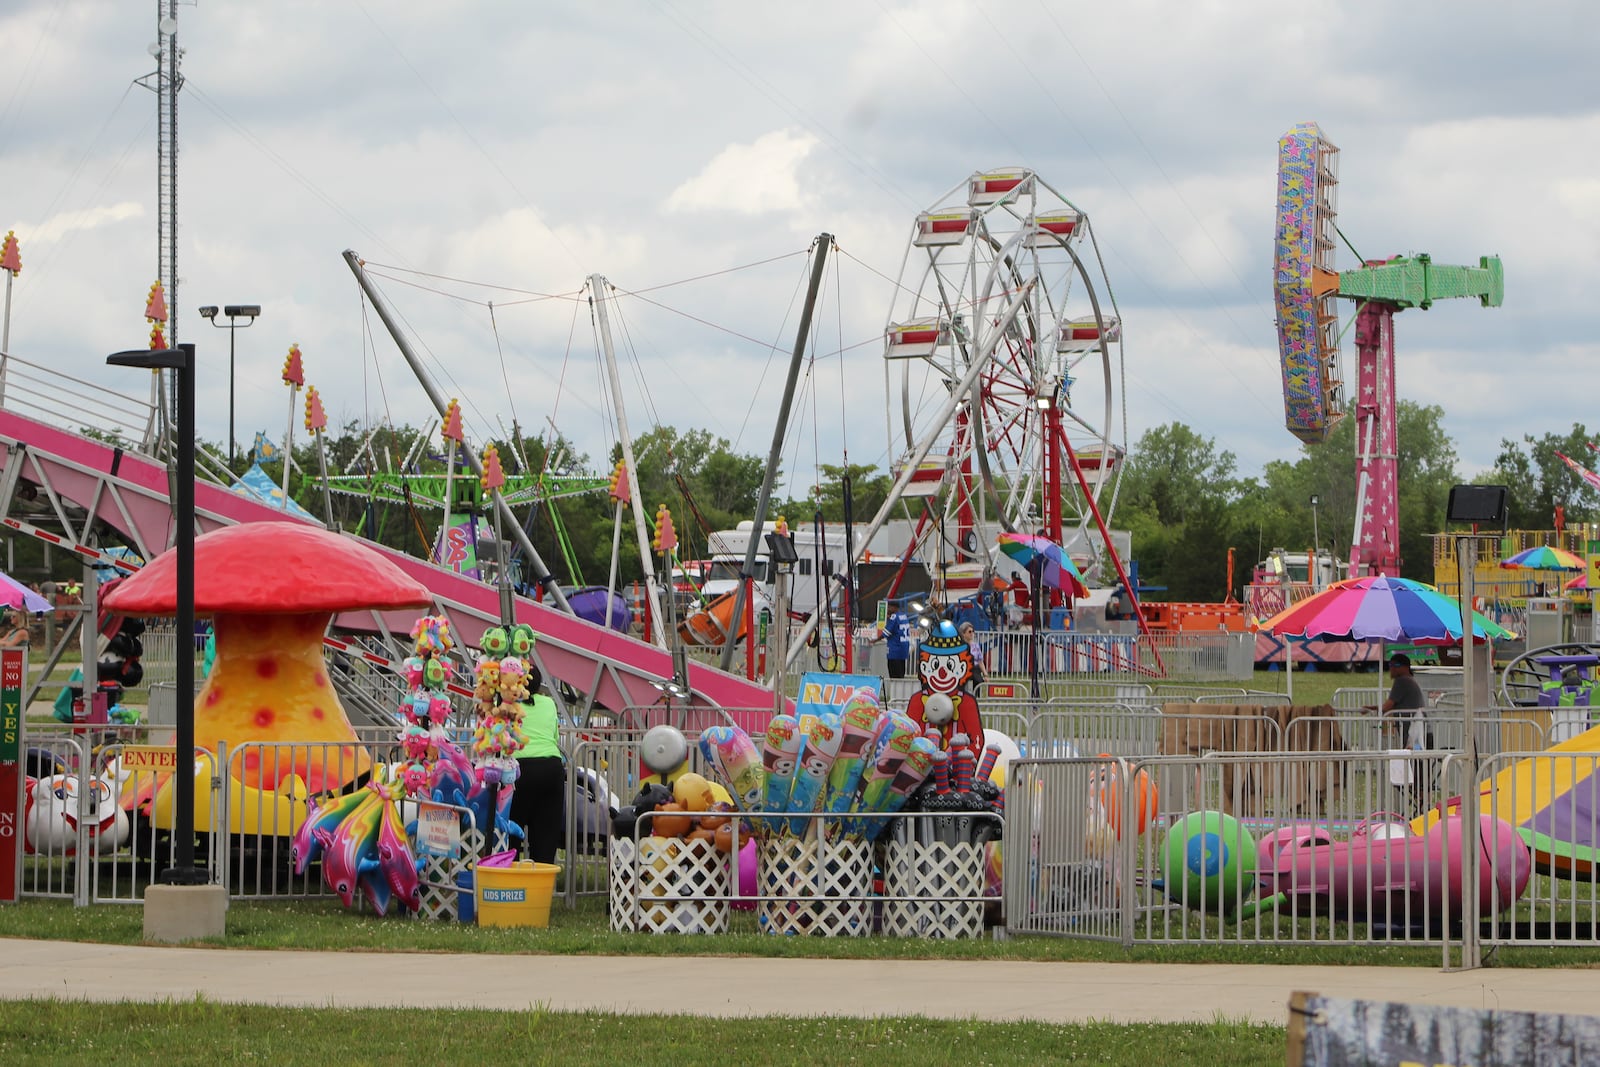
[474,860,559,928]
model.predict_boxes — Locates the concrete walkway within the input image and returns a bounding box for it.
[5,938,1600,1024]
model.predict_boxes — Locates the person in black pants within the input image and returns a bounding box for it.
[1365,653,1431,811]
[508,666,565,864]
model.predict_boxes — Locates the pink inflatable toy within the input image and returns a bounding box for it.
[731,839,758,911]
[1239,813,1533,923]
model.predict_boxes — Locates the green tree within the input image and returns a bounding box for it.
[1116,423,1245,598]
[1482,423,1598,529]
[1249,401,1458,581]
[1116,423,1242,527]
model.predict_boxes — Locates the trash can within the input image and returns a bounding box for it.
[455,869,476,923]
[475,860,559,928]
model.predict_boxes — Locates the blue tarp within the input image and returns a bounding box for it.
[229,462,318,521]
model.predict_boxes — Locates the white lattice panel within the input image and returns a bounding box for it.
[609,836,730,935]
[881,840,986,939]
[418,827,485,922]
[758,837,872,937]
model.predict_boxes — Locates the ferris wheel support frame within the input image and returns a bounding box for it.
[785,280,1037,667]
[1052,418,1158,663]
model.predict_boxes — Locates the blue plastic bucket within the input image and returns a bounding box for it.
[456,869,476,923]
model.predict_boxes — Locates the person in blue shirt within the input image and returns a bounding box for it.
[884,605,913,678]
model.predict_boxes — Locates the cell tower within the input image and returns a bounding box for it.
[135,1,184,435]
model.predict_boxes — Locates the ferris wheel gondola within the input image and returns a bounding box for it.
[882,169,1126,590]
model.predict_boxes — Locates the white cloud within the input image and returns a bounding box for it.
[664,130,819,215]
[0,0,1594,542]
[13,202,143,245]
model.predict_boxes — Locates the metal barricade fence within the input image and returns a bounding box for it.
[1006,750,1469,952]
[20,724,223,905]
[223,740,376,901]
[562,728,721,907]
[981,631,1140,677]
[94,730,220,904]
[1025,706,1168,759]
[1194,690,1289,705]
[133,619,203,688]
[220,738,489,913]
[15,730,93,903]
[1155,685,1248,703]
[1478,749,1600,949]
[1333,686,1385,712]
[1002,755,1129,943]
[1059,680,1155,705]
[1135,632,1242,682]
[1282,712,1548,760]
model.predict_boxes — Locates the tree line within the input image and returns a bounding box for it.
[40,410,1598,601]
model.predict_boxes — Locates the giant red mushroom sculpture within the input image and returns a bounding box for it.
[104,521,432,791]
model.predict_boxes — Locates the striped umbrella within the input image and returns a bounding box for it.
[0,570,50,613]
[1501,545,1585,572]
[995,533,1089,597]
[1259,574,1514,645]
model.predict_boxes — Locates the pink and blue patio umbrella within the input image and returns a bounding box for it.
[1501,545,1585,572]
[995,532,1089,598]
[1259,574,1514,645]
[0,570,50,613]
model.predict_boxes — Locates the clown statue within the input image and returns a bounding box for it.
[906,620,984,756]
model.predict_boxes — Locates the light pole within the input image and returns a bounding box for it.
[197,304,260,465]
[107,343,203,885]
[1309,494,1322,588]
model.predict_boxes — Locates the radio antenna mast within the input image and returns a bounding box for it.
[135,1,185,443]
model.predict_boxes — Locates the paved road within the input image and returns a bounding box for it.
[5,939,1600,1024]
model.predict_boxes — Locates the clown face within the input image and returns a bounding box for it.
[917,643,973,695]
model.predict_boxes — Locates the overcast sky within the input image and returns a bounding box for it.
[2,1,1595,514]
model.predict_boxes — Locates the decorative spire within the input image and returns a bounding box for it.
[144,281,168,323]
[442,398,464,443]
[281,344,305,388]
[304,386,326,433]
[607,459,630,505]
[0,231,20,274]
[480,443,505,492]
[653,504,677,556]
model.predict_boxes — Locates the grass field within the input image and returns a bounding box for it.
[0,999,1288,1066]
[4,891,1595,970]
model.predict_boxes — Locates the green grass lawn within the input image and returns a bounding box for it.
[0,999,1287,1066]
[3,892,1594,970]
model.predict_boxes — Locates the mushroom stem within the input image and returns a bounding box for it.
[196,611,371,792]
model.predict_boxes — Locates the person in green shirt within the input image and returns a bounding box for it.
[509,665,564,864]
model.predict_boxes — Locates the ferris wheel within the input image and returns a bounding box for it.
[882,168,1126,583]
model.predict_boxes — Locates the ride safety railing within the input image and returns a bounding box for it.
[1476,749,1600,949]
[1005,750,1484,957]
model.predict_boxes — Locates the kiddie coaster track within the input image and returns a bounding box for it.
[0,381,780,726]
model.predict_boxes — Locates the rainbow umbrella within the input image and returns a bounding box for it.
[1501,545,1585,572]
[1259,574,1514,645]
[995,533,1088,597]
[0,570,50,613]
